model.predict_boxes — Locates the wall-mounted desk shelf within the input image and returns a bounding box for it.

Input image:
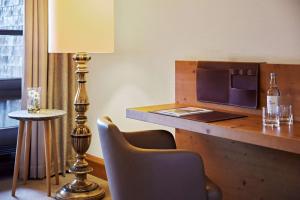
[127,103,300,155]
[127,60,300,200]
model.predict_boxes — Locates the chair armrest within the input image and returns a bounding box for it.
[123,130,176,149]
[127,149,207,200]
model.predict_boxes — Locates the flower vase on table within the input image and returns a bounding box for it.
[27,87,41,113]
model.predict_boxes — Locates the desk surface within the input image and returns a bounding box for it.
[126,103,300,155]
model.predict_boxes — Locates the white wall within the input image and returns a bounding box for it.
[87,0,300,157]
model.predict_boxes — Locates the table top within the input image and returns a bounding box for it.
[8,109,66,121]
[126,103,300,155]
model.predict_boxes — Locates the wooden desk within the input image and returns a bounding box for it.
[127,104,300,200]
[127,61,300,200]
[127,104,300,154]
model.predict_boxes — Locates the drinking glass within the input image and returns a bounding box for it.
[27,87,41,113]
[262,106,279,128]
[278,105,293,125]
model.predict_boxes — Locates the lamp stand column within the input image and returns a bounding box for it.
[55,52,105,200]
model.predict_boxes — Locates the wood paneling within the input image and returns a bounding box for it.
[175,61,260,115]
[175,61,300,120]
[127,103,300,199]
[176,129,300,200]
[174,60,300,200]
[259,63,300,121]
[86,154,107,180]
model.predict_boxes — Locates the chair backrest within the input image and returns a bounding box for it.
[97,117,208,200]
[97,117,137,200]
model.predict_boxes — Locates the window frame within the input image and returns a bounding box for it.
[0,78,22,100]
[0,28,23,99]
[0,29,23,36]
[0,25,23,99]
[0,25,23,160]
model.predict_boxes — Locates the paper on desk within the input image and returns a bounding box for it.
[153,107,213,117]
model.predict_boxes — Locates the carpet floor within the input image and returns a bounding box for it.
[0,174,111,200]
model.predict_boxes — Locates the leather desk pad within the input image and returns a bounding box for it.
[182,111,247,123]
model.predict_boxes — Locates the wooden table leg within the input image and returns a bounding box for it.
[24,121,32,184]
[51,119,59,185]
[43,120,51,196]
[11,120,25,196]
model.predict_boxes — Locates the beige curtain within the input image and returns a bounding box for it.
[22,0,75,179]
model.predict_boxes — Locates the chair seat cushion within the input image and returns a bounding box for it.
[206,177,222,200]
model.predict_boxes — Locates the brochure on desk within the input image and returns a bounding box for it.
[153,107,213,117]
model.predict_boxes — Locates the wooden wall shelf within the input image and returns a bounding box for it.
[127,103,300,155]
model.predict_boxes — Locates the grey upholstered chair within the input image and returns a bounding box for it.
[97,116,222,200]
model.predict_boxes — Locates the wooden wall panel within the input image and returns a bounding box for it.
[175,61,260,115]
[175,61,300,120]
[176,129,300,200]
[175,61,198,106]
[260,63,300,121]
[86,154,107,180]
[175,60,300,200]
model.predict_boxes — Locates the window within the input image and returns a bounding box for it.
[0,0,24,162]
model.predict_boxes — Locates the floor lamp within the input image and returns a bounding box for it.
[48,0,114,199]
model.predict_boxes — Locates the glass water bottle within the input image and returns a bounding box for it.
[267,73,280,114]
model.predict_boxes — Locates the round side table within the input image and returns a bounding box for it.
[8,109,66,197]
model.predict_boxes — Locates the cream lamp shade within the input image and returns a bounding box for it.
[48,0,114,53]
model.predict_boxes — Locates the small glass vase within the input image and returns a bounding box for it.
[27,87,41,113]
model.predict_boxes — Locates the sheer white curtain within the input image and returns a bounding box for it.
[22,0,75,179]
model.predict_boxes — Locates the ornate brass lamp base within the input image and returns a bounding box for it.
[55,181,105,200]
[55,52,105,199]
